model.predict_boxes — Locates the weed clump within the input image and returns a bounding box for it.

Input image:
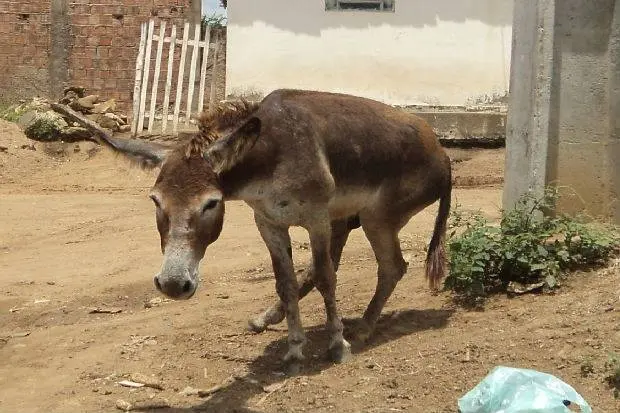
[604,353,620,399]
[23,111,68,141]
[0,97,50,123]
[445,188,619,305]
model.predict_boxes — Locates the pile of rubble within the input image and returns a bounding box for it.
[59,87,130,133]
[1,87,131,143]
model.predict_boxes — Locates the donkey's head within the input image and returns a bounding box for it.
[100,116,261,299]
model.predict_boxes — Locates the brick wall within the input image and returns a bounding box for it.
[0,1,200,112]
[68,0,193,109]
[0,1,52,104]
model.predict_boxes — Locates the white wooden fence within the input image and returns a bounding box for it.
[131,19,222,136]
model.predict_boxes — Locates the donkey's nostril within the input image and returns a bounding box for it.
[154,276,162,291]
[182,280,192,293]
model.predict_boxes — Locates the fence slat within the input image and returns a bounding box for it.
[198,25,211,114]
[148,21,166,133]
[161,24,177,134]
[152,35,207,47]
[185,23,201,126]
[131,22,147,135]
[208,31,221,113]
[137,19,155,134]
[133,19,220,136]
[173,22,190,134]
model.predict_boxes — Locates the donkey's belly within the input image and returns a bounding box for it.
[327,187,380,220]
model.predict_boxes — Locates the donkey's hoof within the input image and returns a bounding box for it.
[327,339,351,363]
[247,317,267,333]
[342,318,372,343]
[284,360,302,376]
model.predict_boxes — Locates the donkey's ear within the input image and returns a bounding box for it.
[49,102,170,169]
[101,136,170,170]
[203,117,261,174]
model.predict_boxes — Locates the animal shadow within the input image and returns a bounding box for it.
[137,308,454,413]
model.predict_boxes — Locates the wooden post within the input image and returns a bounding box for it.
[131,22,147,135]
[185,23,201,126]
[161,25,177,134]
[197,25,212,114]
[148,21,166,133]
[173,22,190,133]
[208,30,221,113]
[137,19,155,134]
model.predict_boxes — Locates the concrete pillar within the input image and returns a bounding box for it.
[504,0,620,223]
[49,0,71,99]
[189,0,202,26]
[609,3,620,223]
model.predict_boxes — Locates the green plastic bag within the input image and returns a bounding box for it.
[458,366,592,413]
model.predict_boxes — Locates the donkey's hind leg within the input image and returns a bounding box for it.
[248,217,356,333]
[344,217,407,343]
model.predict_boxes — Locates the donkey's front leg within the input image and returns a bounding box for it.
[247,268,314,333]
[248,218,353,333]
[254,214,305,374]
[307,216,351,363]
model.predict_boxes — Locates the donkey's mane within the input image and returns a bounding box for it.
[184,99,260,158]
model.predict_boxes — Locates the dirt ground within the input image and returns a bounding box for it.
[0,119,618,413]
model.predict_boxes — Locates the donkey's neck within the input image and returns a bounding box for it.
[217,141,276,202]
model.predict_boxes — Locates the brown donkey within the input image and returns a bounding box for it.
[91,89,452,370]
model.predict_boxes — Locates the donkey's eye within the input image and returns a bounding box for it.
[202,199,219,214]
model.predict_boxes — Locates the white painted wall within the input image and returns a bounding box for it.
[226,0,513,106]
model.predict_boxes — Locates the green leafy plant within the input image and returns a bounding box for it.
[0,97,50,123]
[445,188,619,305]
[0,104,28,123]
[23,111,68,141]
[580,357,595,378]
[202,13,227,30]
[604,353,620,399]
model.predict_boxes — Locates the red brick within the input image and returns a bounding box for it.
[104,79,118,89]
[99,36,112,46]
[86,36,100,47]
[71,14,89,26]
[95,47,110,58]
[89,4,104,15]
[71,4,92,15]
[72,69,87,79]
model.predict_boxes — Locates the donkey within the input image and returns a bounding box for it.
[91,89,451,370]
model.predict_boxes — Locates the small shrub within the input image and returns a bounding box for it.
[580,357,595,378]
[604,353,620,399]
[445,188,619,305]
[23,111,68,141]
[202,13,227,30]
[1,97,50,123]
[0,104,26,123]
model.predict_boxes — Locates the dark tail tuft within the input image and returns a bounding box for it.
[425,160,452,291]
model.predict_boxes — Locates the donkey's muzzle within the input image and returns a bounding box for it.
[154,274,196,299]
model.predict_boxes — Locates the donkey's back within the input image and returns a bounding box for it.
[249,89,450,224]
[258,89,445,178]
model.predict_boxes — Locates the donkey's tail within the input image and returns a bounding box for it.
[425,159,452,291]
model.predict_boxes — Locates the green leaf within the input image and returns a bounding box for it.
[558,250,570,260]
[545,274,557,288]
[531,263,548,271]
[517,256,530,265]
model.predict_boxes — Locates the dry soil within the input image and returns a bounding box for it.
[0,119,618,413]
